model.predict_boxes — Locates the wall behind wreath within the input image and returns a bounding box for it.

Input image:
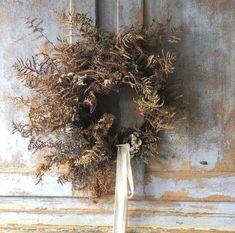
[0,0,235,232]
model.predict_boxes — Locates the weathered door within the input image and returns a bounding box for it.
[0,0,235,232]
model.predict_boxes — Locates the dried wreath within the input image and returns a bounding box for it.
[13,10,181,197]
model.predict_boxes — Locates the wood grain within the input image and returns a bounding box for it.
[3,225,234,233]
[0,0,235,231]
[0,197,234,231]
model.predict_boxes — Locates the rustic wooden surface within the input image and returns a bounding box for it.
[0,0,235,232]
[0,197,235,231]
[2,226,235,233]
[144,0,235,202]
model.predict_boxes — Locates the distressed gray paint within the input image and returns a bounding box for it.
[0,0,235,231]
[145,0,235,172]
[0,197,235,231]
[0,0,69,171]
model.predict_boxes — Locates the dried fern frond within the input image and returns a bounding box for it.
[74,145,107,167]
[137,94,176,131]
[29,96,72,133]
[92,113,115,141]
[88,162,114,197]
[25,17,55,48]
[9,96,31,107]
[157,50,176,75]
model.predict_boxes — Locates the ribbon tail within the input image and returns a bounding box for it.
[127,148,134,199]
[113,143,134,233]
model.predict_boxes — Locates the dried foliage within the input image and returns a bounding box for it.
[13,11,181,196]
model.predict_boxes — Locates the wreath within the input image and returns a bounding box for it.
[12,10,181,197]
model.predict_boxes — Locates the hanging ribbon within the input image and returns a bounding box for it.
[113,143,134,233]
[69,0,75,44]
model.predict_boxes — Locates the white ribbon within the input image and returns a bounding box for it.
[69,0,75,44]
[113,143,134,233]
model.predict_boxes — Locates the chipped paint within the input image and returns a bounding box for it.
[0,0,235,231]
[144,174,235,201]
[146,0,235,175]
[0,197,235,231]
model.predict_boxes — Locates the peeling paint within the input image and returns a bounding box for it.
[0,0,235,231]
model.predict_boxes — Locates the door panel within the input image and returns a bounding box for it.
[144,0,235,202]
[0,0,235,232]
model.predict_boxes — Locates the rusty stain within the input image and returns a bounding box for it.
[213,142,235,172]
[0,208,112,215]
[0,154,27,170]
[0,225,113,233]
[0,204,229,220]
[144,192,234,202]
[145,171,235,180]
[0,225,229,233]
[180,161,192,171]
[213,107,235,171]
[146,190,188,201]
